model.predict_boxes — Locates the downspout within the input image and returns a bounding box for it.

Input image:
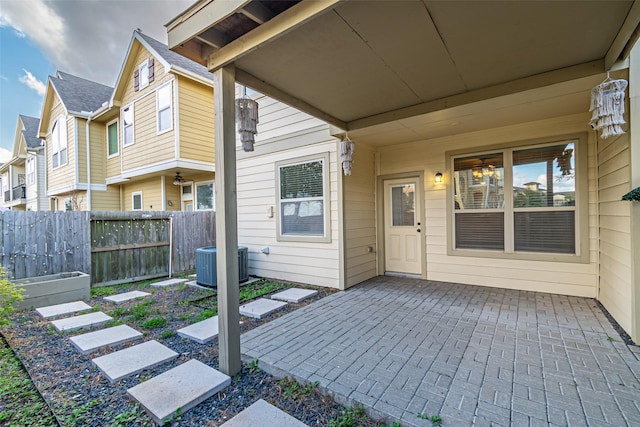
[168,215,173,278]
[85,117,92,210]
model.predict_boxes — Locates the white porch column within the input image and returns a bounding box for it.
[629,43,640,343]
[213,64,241,376]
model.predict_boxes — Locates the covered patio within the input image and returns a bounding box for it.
[241,277,640,426]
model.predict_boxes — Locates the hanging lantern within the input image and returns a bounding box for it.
[589,73,628,139]
[340,137,355,176]
[235,87,259,151]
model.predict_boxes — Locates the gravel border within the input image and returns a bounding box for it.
[3,278,383,426]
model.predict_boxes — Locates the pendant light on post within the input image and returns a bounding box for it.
[235,86,259,152]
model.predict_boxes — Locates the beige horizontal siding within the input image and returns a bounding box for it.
[89,121,107,183]
[343,144,377,288]
[91,187,121,211]
[122,176,163,211]
[178,76,215,162]
[76,118,87,183]
[47,109,76,192]
[237,141,340,288]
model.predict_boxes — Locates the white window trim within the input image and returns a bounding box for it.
[106,118,119,158]
[51,115,68,170]
[156,81,173,135]
[122,104,134,147]
[194,180,214,211]
[446,134,589,263]
[132,191,143,211]
[275,152,331,243]
[138,61,150,90]
[26,157,35,185]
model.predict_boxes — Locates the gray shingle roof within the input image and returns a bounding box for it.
[137,32,212,82]
[19,115,42,149]
[51,72,114,114]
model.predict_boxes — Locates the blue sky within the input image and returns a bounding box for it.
[0,0,193,163]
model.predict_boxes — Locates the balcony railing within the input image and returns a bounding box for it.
[11,185,26,200]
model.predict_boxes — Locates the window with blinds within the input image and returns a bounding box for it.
[451,140,578,256]
[276,154,330,242]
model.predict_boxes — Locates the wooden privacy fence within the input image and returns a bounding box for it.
[0,211,215,286]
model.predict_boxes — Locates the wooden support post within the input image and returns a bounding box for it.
[629,43,640,343]
[213,64,241,376]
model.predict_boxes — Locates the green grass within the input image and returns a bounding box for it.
[90,286,117,298]
[140,317,167,329]
[0,338,57,426]
[161,329,175,339]
[328,406,367,427]
[197,307,217,321]
[238,280,290,303]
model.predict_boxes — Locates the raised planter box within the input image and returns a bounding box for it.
[13,271,91,310]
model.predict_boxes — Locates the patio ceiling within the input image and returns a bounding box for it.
[167,0,640,145]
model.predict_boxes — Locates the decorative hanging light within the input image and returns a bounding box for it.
[589,72,628,139]
[340,136,355,176]
[235,86,259,152]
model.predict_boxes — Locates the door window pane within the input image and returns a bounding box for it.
[390,184,415,226]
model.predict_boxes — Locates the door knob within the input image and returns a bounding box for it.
[417,229,421,232]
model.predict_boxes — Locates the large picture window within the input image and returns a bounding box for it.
[276,153,330,242]
[51,116,67,169]
[451,138,581,259]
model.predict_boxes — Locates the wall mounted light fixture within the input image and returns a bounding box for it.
[435,172,443,183]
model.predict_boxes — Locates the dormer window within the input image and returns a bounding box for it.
[134,58,154,91]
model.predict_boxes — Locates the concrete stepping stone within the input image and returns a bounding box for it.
[186,280,208,289]
[92,340,178,383]
[177,316,243,344]
[103,290,151,305]
[51,311,112,332]
[35,301,92,318]
[271,288,318,303]
[127,359,230,425]
[220,399,309,426]
[239,298,287,319]
[70,325,143,355]
[150,278,188,288]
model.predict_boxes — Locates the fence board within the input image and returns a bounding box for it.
[0,211,215,285]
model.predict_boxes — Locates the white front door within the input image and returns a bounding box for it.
[384,178,423,275]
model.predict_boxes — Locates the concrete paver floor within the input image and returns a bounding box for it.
[241,277,640,426]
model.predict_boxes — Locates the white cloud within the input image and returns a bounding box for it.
[0,148,12,164]
[0,0,193,86]
[19,69,46,96]
[0,75,8,81]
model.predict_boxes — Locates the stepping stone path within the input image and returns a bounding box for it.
[271,288,318,303]
[127,359,231,425]
[70,324,143,354]
[186,280,208,289]
[92,340,178,383]
[103,290,151,305]
[240,298,287,319]
[177,316,243,344]
[150,278,188,288]
[51,311,112,332]
[221,399,310,426]
[36,300,91,318]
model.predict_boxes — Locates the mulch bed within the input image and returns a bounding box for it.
[2,278,382,426]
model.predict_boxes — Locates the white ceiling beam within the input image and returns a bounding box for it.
[236,68,347,130]
[348,60,604,131]
[240,2,275,24]
[167,0,251,50]
[605,0,640,69]
[207,0,344,71]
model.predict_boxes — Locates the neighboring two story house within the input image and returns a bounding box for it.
[106,31,215,212]
[38,71,119,211]
[0,115,46,211]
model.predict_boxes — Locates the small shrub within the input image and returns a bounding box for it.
[140,317,167,329]
[328,406,366,427]
[0,267,23,327]
[247,359,259,373]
